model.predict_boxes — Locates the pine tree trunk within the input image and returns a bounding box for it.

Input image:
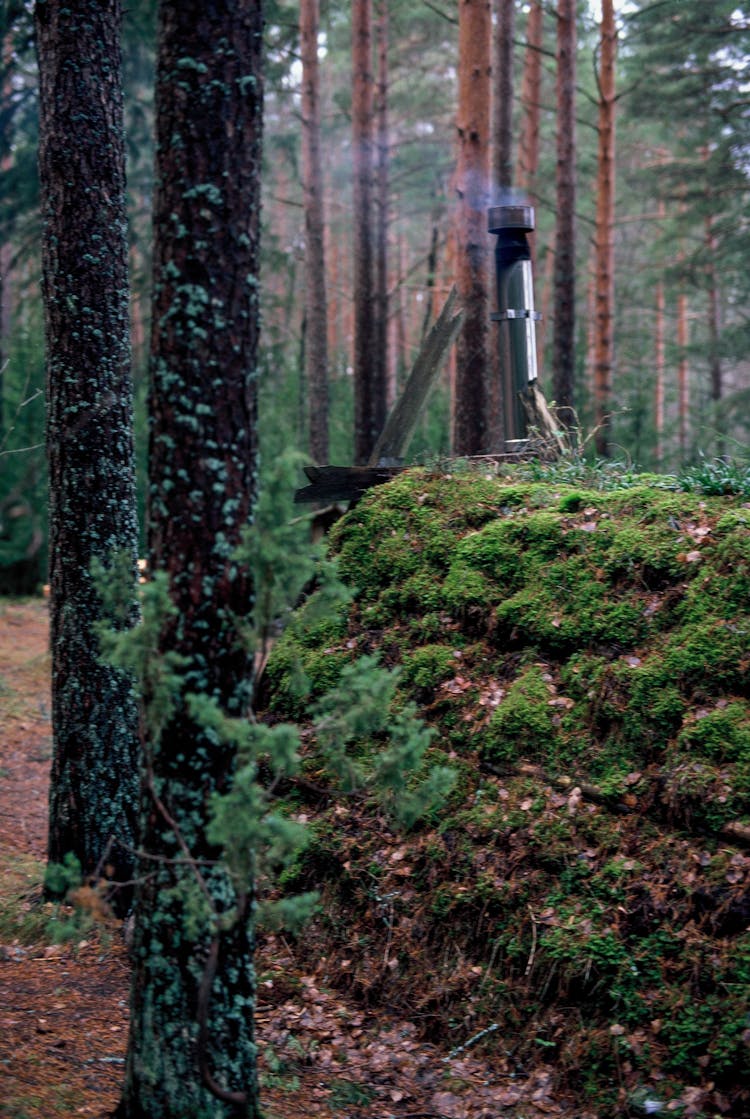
[488,0,515,450]
[420,194,442,347]
[35,0,140,898]
[593,0,616,457]
[516,0,542,199]
[677,287,689,464]
[301,0,329,464]
[655,269,665,468]
[0,26,13,435]
[492,0,515,192]
[117,2,263,1115]
[704,213,723,455]
[454,0,491,456]
[552,0,577,426]
[352,0,383,463]
[374,0,389,425]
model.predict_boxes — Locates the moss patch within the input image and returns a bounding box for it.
[262,466,750,1117]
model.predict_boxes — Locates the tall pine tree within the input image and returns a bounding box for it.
[116,1,264,1113]
[35,0,140,902]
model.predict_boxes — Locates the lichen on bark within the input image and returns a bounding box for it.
[116,2,264,1116]
[35,0,140,899]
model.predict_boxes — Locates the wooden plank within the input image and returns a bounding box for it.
[369,285,463,465]
[294,288,462,505]
[294,464,403,504]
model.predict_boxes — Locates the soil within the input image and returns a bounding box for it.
[0,597,572,1119]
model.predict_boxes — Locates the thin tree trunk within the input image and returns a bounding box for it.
[492,0,515,193]
[35,0,140,899]
[516,0,543,201]
[654,270,665,469]
[552,0,577,427]
[375,0,389,413]
[327,194,341,360]
[677,287,689,463]
[593,0,616,457]
[0,27,13,435]
[301,0,329,463]
[352,0,383,463]
[537,232,555,381]
[705,213,723,455]
[395,228,408,396]
[420,193,442,347]
[453,0,491,456]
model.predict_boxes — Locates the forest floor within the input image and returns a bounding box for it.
[0,596,570,1119]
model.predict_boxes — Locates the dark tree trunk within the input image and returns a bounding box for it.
[654,249,665,468]
[35,0,140,897]
[352,0,383,463]
[301,0,329,464]
[374,0,389,433]
[704,213,724,455]
[116,1,263,1115]
[677,285,689,464]
[453,0,491,456]
[489,0,516,450]
[552,0,577,427]
[492,0,515,193]
[593,0,616,457]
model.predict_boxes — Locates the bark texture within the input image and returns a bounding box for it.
[117,2,263,1115]
[35,0,140,894]
[593,0,616,457]
[301,0,329,464]
[492,0,515,192]
[454,0,491,456]
[374,0,389,421]
[552,0,577,425]
[516,0,542,198]
[352,0,383,463]
[677,287,689,463]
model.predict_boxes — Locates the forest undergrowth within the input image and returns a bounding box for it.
[2,462,750,1117]
[260,463,750,1119]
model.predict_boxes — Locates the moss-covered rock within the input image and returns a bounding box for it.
[261,466,750,1117]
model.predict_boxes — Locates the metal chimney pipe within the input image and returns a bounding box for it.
[488,204,541,444]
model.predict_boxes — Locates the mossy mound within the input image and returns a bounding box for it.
[262,467,750,1117]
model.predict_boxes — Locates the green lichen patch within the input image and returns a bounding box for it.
[262,466,750,1117]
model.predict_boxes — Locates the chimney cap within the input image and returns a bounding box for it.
[488,204,535,234]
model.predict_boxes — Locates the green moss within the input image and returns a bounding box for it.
[400,644,460,691]
[676,701,750,763]
[261,468,750,1114]
[483,664,557,765]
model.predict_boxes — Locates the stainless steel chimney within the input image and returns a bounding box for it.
[489,204,541,444]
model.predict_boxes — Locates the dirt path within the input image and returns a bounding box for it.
[0,600,129,1119]
[0,598,577,1119]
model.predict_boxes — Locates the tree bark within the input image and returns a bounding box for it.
[453,0,491,456]
[552,0,577,427]
[516,0,542,200]
[654,274,665,468]
[117,1,263,1115]
[593,0,616,457]
[352,0,383,463]
[301,0,329,464]
[704,213,723,455]
[492,0,515,193]
[677,286,689,464]
[35,0,140,898]
[488,0,515,451]
[374,0,389,429]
